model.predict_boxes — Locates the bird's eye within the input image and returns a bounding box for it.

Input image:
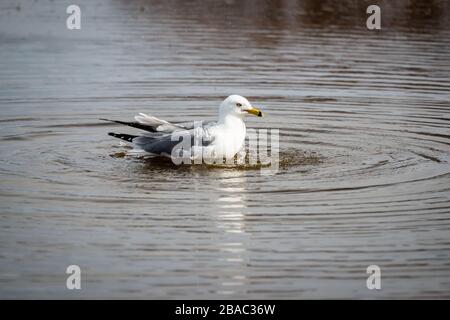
[236,103,242,107]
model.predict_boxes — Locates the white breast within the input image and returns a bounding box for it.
[211,119,246,159]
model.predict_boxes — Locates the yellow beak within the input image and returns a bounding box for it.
[246,107,264,117]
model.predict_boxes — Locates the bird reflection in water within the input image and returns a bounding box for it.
[214,169,250,296]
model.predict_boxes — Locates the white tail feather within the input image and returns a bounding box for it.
[134,113,171,127]
[134,113,184,132]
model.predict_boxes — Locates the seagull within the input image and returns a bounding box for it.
[103,95,263,163]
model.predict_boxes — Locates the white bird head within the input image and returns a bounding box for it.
[218,95,263,121]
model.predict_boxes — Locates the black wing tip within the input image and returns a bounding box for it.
[101,118,158,133]
[108,132,137,142]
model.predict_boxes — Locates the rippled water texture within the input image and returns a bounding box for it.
[0,0,449,298]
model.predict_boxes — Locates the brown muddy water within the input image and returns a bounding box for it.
[0,0,449,299]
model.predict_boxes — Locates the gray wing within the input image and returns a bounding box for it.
[172,120,216,130]
[134,113,214,133]
[133,124,215,156]
[102,113,216,135]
